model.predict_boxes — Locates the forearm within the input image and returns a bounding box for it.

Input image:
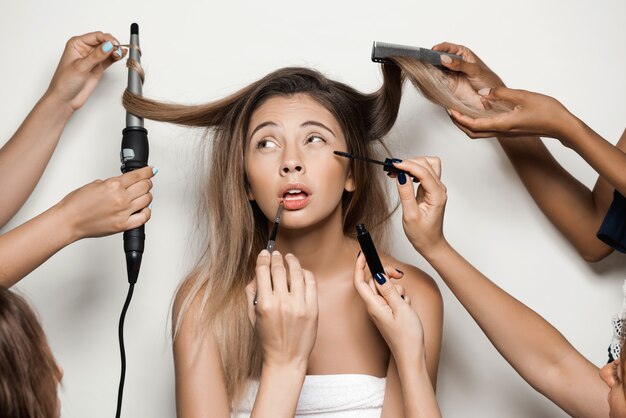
[396,356,441,418]
[497,135,612,260]
[421,241,579,391]
[251,363,305,418]
[565,118,626,197]
[0,92,73,228]
[0,203,75,287]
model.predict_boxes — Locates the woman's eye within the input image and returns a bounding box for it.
[257,139,277,149]
[306,135,326,144]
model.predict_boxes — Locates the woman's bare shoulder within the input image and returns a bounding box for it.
[381,253,442,304]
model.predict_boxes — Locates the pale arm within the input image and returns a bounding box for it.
[0,31,125,228]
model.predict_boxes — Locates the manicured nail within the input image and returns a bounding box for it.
[398,172,407,185]
[375,272,387,285]
[102,41,113,52]
[115,47,122,57]
[478,88,491,96]
[357,250,362,259]
[152,167,159,175]
[440,54,452,64]
[148,203,152,210]
[395,268,404,275]
[391,158,403,163]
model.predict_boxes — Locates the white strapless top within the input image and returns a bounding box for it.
[232,374,386,417]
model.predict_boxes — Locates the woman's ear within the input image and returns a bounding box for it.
[344,169,356,192]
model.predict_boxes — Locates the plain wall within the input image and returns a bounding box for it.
[1,0,625,416]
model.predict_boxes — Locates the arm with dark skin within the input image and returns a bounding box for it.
[432,42,624,262]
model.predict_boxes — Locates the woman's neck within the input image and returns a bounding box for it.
[273,207,358,280]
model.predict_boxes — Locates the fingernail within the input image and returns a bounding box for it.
[478,88,491,96]
[115,47,122,57]
[391,158,403,163]
[357,250,362,259]
[152,167,159,175]
[148,203,152,210]
[440,54,452,64]
[375,272,387,285]
[395,268,404,275]
[398,172,407,185]
[102,41,113,53]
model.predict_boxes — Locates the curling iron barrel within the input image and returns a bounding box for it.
[121,22,148,285]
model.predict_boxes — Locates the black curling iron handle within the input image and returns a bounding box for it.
[121,126,149,284]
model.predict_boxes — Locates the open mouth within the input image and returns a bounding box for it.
[279,184,312,210]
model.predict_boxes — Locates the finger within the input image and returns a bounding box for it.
[384,265,404,280]
[255,250,273,299]
[245,281,258,325]
[128,192,152,214]
[75,36,120,73]
[270,251,289,295]
[353,253,380,305]
[393,284,406,298]
[448,110,503,138]
[303,269,317,308]
[284,253,304,297]
[102,46,128,70]
[431,42,464,55]
[480,86,527,104]
[374,273,405,312]
[394,159,444,202]
[119,166,157,189]
[70,31,117,48]
[125,206,152,230]
[126,178,153,200]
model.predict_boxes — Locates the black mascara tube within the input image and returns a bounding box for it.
[356,224,386,284]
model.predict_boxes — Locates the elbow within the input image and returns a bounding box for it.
[578,247,613,263]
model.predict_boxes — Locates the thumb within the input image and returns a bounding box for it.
[479,86,525,104]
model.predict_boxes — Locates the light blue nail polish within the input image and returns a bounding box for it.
[115,47,122,57]
[152,167,159,175]
[102,41,113,52]
[149,203,152,210]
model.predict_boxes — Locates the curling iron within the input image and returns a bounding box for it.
[116,22,147,418]
[120,23,148,285]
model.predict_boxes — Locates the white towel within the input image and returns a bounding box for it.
[232,374,386,418]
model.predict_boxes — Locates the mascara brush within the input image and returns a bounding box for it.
[334,151,418,183]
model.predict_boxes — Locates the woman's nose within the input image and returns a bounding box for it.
[280,158,304,175]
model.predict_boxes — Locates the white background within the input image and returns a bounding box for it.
[1,1,625,417]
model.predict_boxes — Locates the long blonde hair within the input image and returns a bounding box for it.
[122,57,492,405]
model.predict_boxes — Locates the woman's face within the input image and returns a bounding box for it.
[245,93,354,230]
[600,359,626,417]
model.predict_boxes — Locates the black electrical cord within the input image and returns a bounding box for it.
[115,283,135,418]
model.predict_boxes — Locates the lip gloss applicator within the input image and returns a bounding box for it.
[334,150,418,183]
[254,201,284,306]
[266,201,284,253]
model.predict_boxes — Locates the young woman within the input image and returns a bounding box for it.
[391,155,624,417]
[124,66,444,417]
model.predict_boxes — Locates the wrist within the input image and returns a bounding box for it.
[40,89,75,120]
[415,237,450,260]
[261,361,307,381]
[50,200,81,245]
